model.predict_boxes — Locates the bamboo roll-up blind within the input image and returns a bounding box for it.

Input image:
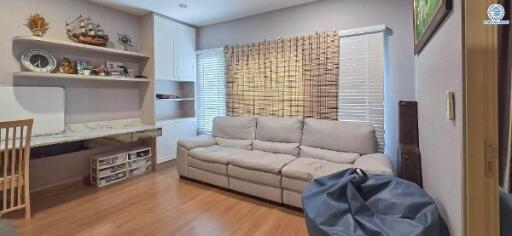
[224,31,339,119]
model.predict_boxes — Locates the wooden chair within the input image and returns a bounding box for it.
[0,119,33,219]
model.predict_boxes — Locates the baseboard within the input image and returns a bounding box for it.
[155,159,176,170]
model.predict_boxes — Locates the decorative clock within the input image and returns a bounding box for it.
[21,49,57,73]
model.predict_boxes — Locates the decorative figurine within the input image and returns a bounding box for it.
[117,33,133,51]
[24,13,50,37]
[92,65,107,76]
[58,58,75,74]
[65,14,109,47]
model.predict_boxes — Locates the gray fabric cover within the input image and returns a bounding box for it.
[188,145,248,164]
[229,150,296,173]
[253,140,299,156]
[281,158,352,181]
[215,137,253,150]
[212,116,257,140]
[300,146,359,164]
[302,118,377,154]
[256,116,303,143]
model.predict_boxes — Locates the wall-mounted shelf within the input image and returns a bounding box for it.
[14,72,150,83]
[156,98,194,102]
[13,36,150,59]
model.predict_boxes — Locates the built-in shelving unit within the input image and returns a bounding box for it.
[12,33,159,177]
[141,13,198,164]
[13,36,150,59]
[13,72,149,83]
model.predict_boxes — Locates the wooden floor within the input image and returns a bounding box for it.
[4,165,308,236]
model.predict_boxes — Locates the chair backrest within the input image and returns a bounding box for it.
[0,119,33,214]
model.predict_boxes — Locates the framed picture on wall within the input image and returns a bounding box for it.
[413,0,452,54]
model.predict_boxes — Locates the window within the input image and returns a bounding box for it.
[338,31,386,152]
[196,48,226,134]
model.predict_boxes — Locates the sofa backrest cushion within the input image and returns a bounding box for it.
[299,146,359,164]
[256,116,303,143]
[253,140,299,156]
[212,116,257,140]
[302,118,377,154]
[215,137,253,150]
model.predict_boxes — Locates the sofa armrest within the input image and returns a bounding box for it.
[176,136,215,178]
[177,136,215,150]
[353,153,394,176]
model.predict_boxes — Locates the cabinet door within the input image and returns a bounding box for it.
[179,118,197,139]
[156,121,179,163]
[173,23,196,81]
[153,15,176,80]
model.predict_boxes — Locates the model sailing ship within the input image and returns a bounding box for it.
[65,14,109,47]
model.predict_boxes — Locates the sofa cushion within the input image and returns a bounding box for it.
[228,165,281,187]
[302,118,377,154]
[253,140,299,156]
[300,146,359,164]
[256,116,303,143]
[281,158,352,182]
[189,157,227,175]
[212,116,256,140]
[282,177,310,192]
[189,145,248,164]
[353,153,393,175]
[229,150,296,173]
[215,137,253,150]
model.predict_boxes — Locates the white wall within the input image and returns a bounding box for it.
[414,1,463,235]
[197,0,416,170]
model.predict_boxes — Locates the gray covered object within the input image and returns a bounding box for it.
[303,168,449,236]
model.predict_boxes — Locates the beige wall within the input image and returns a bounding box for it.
[0,0,142,124]
[197,0,416,171]
[414,1,463,235]
[0,0,143,189]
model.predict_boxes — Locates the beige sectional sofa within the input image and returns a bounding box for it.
[177,116,393,208]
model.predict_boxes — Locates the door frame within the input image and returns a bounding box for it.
[463,0,500,235]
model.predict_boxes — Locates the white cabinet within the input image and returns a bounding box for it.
[153,14,175,81]
[156,118,197,163]
[173,23,196,81]
[153,15,195,82]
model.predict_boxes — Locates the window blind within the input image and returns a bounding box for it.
[338,32,386,152]
[196,48,226,134]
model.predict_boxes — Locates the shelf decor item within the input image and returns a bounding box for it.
[58,57,75,74]
[21,49,57,73]
[117,33,133,51]
[76,59,92,75]
[65,14,109,47]
[413,0,452,54]
[24,13,50,37]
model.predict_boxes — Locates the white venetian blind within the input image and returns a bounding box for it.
[196,48,226,134]
[338,30,386,152]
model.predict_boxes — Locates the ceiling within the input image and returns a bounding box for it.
[89,0,318,27]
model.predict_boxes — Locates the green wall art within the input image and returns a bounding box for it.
[413,0,452,54]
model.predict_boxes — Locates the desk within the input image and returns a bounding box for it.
[31,119,162,147]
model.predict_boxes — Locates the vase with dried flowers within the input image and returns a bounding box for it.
[24,14,49,37]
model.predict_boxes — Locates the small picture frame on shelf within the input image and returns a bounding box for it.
[106,61,124,77]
